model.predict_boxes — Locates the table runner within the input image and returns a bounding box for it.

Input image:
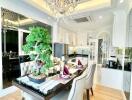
[17,76,60,94]
[16,74,75,94]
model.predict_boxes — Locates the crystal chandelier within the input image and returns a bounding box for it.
[45,0,79,15]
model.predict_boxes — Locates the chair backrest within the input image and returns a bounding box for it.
[68,72,87,100]
[19,55,34,76]
[20,61,35,76]
[85,63,96,89]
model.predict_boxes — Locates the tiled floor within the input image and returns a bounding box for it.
[0,85,124,100]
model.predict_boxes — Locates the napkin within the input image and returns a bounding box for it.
[63,65,69,75]
[78,59,82,65]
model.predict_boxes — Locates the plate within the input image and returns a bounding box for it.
[77,65,83,68]
[59,74,70,79]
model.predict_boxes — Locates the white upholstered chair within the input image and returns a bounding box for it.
[20,61,37,100]
[84,63,96,100]
[51,70,87,100]
[68,72,86,100]
[20,61,35,76]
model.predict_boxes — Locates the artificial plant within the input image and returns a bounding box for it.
[22,26,53,76]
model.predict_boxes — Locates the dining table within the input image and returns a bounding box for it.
[12,63,87,100]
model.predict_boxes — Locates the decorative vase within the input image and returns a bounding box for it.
[28,74,46,84]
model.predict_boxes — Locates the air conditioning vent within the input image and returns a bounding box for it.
[74,16,93,23]
[74,17,88,23]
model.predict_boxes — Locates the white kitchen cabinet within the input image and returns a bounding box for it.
[57,27,77,44]
[126,11,132,47]
[97,68,123,90]
[69,33,73,45]
[69,33,77,46]
[53,25,77,45]
[76,33,88,46]
[126,29,132,47]
[112,10,127,47]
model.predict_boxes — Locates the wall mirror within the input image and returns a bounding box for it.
[1,8,52,88]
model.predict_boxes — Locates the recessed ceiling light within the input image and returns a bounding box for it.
[99,16,103,19]
[120,0,124,3]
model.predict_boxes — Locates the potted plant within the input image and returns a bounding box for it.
[22,26,53,83]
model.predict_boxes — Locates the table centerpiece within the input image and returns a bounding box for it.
[22,26,53,83]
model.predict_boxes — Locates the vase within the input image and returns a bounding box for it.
[28,74,46,84]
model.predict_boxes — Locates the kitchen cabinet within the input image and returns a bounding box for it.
[126,11,132,47]
[112,10,127,47]
[76,33,88,46]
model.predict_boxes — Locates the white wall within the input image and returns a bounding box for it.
[0,8,3,90]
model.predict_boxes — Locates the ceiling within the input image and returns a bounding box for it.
[22,0,111,17]
[59,9,113,33]
[21,0,128,34]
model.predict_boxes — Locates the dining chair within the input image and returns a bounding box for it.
[68,72,86,100]
[51,70,87,100]
[84,63,96,100]
[19,56,35,100]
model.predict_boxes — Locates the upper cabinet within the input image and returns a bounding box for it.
[76,33,88,46]
[69,32,77,46]
[126,10,132,47]
[52,25,89,46]
[53,25,77,45]
[58,27,70,44]
[112,10,127,47]
[112,10,132,48]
